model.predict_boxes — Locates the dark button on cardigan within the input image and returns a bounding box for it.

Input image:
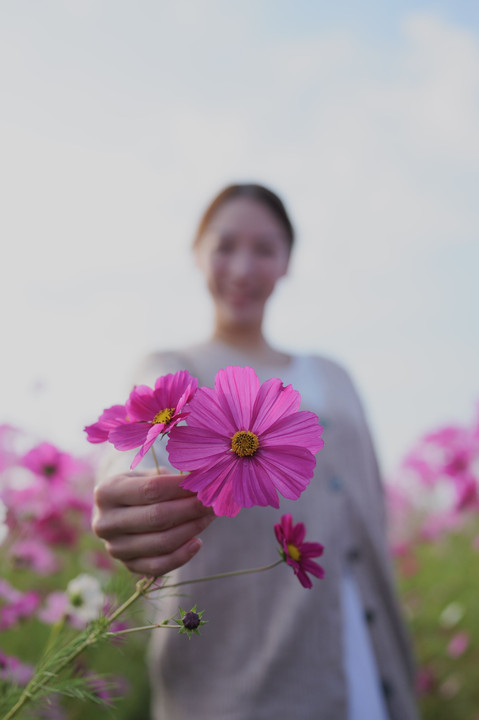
[345,546,361,563]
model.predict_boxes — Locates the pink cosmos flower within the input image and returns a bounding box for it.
[274,513,325,588]
[416,665,436,695]
[167,366,324,517]
[108,370,198,470]
[0,651,34,685]
[0,579,20,603]
[77,668,129,706]
[38,591,69,625]
[454,473,479,511]
[21,442,77,484]
[0,588,40,630]
[35,508,81,546]
[84,404,128,444]
[9,539,59,574]
[447,631,470,658]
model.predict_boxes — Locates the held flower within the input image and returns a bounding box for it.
[274,513,325,589]
[109,370,198,469]
[167,366,324,517]
[84,404,129,444]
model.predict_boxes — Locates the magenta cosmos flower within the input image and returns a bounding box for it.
[21,442,77,483]
[109,370,198,469]
[167,366,324,517]
[274,513,325,589]
[84,404,129,444]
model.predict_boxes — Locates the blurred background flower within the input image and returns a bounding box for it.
[0,430,151,719]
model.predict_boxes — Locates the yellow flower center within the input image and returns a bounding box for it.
[231,430,259,457]
[153,408,175,425]
[287,543,301,562]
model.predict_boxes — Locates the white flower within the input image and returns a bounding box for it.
[0,499,8,545]
[66,573,104,624]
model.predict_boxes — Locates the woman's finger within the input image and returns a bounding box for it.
[105,514,215,561]
[92,494,214,540]
[123,537,204,577]
[94,470,197,509]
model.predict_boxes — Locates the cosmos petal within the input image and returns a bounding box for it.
[129,425,163,469]
[180,455,242,517]
[154,370,198,409]
[84,405,128,443]
[254,446,316,498]
[109,422,150,451]
[295,569,313,588]
[260,412,324,453]
[231,458,280,508]
[251,379,301,433]
[300,558,325,578]
[290,521,307,546]
[167,426,229,470]
[215,366,260,430]
[126,386,160,422]
[182,386,237,435]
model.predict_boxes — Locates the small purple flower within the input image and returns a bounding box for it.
[274,514,325,589]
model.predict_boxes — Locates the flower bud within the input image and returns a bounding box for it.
[182,611,201,630]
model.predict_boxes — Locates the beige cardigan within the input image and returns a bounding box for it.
[111,343,418,720]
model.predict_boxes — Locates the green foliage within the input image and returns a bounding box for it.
[0,532,151,720]
[396,515,479,720]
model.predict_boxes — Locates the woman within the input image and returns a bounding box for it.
[93,184,418,719]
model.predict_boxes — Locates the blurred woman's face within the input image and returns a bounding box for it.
[195,197,291,331]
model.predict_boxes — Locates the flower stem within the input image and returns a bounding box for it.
[105,575,157,624]
[106,622,178,636]
[149,559,283,592]
[150,446,160,473]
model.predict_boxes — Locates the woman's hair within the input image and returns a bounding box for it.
[193,183,295,249]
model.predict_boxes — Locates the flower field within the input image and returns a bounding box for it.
[1,396,478,718]
[0,426,151,719]
[387,403,479,719]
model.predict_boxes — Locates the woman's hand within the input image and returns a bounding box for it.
[92,469,215,577]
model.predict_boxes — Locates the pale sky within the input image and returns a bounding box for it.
[1,1,478,478]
